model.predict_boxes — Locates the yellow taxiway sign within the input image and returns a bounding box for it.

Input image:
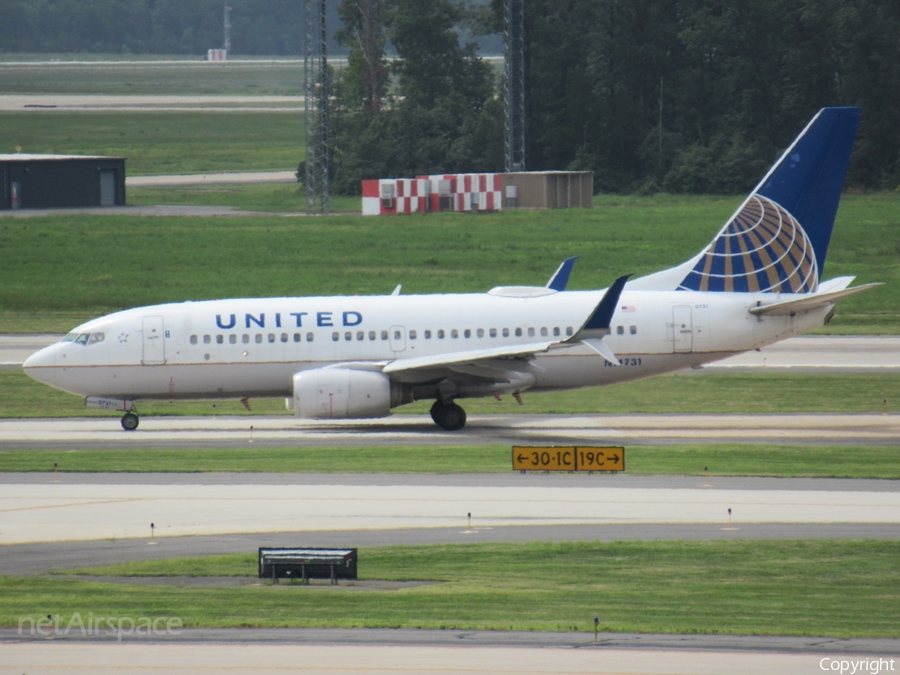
[512,446,625,472]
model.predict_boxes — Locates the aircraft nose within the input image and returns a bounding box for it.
[22,345,57,383]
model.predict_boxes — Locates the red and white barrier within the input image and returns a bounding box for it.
[362,173,502,215]
[207,49,227,62]
[362,178,430,216]
[427,173,502,212]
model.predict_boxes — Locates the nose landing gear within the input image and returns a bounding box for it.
[430,400,467,431]
[121,411,139,431]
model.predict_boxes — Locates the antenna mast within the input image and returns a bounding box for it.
[304,0,330,214]
[504,0,525,172]
[223,3,232,52]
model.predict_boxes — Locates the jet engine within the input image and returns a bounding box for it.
[291,368,410,419]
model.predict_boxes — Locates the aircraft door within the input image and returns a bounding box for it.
[390,325,406,352]
[672,305,693,353]
[142,315,167,365]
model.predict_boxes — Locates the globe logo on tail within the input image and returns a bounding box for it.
[678,194,818,293]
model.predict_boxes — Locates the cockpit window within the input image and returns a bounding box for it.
[72,332,105,345]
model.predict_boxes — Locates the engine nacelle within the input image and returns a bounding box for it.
[292,368,401,420]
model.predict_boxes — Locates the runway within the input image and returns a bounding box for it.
[1,412,897,449]
[3,336,899,673]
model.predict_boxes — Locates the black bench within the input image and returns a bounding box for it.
[258,547,357,585]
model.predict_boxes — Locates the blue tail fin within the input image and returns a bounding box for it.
[678,107,860,293]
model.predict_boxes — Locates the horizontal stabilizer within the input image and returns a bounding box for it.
[749,283,881,316]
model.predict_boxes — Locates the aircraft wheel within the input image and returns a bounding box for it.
[431,401,466,431]
[121,413,139,431]
[429,400,444,426]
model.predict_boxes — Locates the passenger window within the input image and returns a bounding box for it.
[424,330,432,339]
[307,333,314,342]
[489,328,497,338]
[332,332,339,341]
[515,328,523,337]
[464,329,471,338]
[229,334,237,344]
[345,331,352,341]
[369,330,376,340]
[502,328,510,337]
[357,331,364,340]
[216,335,224,344]
[566,326,574,336]
[476,328,484,338]
[294,333,301,342]
[203,335,211,344]
[451,329,459,339]
[242,334,250,344]
[190,335,198,345]
[630,325,637,335]
[255,334,263,343]
[438,329,445,339]
[409,330,417,339]
[527,327,535,337]
[617,326,624,335]
[394,329,402,340]
[381,330,389,340]
[268,333,276,343]
[540,327,548,337]
[281,333,289,342]
[553,327,560,337]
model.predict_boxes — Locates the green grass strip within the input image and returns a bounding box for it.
[7,540,899,637]
[4,444,900,478]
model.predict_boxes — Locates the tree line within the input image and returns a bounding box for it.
[3,0,898,193]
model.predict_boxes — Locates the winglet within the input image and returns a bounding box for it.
[546,257,578,291]
[391,285,402,296]
[583,274,631,330]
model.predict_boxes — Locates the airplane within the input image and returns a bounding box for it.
[23,106,879,432]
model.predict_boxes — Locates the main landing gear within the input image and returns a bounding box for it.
[430,400,467,431]
[121,411,139,431]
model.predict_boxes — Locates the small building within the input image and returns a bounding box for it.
[0,154,126,210]
[503,171,594,209]
[361,171,593,215]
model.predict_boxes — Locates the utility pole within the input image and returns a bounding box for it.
[304,0,329,214]
[504,0,525,173]
[223,2,232,53]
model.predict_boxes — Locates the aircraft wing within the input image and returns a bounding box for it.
[382,340,558,376]
[383,274,632,379]
[749,283,881,316]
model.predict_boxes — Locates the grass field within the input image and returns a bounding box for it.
[4,369,898,418]
[128,183,360,213]
[2,193,897,334]
[5,540,898,636]
[3,443,900,478]
[0,111,302,175]
[0,59,306,96]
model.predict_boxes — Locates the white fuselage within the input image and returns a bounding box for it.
[23,288,829,403]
